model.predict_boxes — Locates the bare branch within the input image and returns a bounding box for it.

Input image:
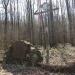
[1,0,9,8]
[34,8,59,15]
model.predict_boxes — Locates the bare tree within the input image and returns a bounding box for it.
[17,0,20,40]
[2,0,9,49]
[10,0,14,42]
[48,0,55,47]
[26,0,34,44]
[65,0,72,44]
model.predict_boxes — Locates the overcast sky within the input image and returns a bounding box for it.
[0,0,72,19]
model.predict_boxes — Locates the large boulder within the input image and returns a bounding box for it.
[4,41,43,65]
[5,41,31,64]
[11,41,31,59]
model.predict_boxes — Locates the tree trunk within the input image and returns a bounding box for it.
[4,6,8,50]
[65,0,72,44]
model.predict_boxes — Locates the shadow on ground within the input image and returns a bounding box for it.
[38,62,75,73]
[1,62,75,75]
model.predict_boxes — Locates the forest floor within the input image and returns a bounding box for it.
[0,43,75,75]
[40,43,75,66]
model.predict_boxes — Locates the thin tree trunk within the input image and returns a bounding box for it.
[65,0,72,44]
[48,0,55,47]
[4,6,8,50]
[10,0,13,42]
